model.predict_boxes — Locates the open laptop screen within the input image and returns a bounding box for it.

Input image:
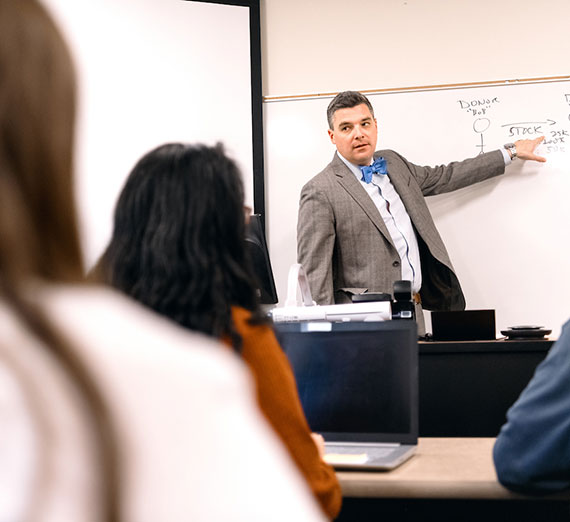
[274,320,418,444]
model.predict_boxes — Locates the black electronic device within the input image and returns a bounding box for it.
[431,309,496,341]
[351,280,414,321]
[351,292,392,303]
[501,326,552,340]
[274,320,418,469]
[391,280,415,321]
[245,214,278,305]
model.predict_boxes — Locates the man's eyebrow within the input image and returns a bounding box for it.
[338,116,373,127]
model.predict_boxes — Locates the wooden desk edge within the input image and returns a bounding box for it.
[335,438,570,501]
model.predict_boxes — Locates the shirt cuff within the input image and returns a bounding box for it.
[500,147,512,166]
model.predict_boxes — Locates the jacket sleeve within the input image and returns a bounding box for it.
[232,308,342,519]
[493,319,570,493]
[297,180,336,305]
[391,149,506,197]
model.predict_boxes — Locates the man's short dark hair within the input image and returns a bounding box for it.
[327,91,375,129]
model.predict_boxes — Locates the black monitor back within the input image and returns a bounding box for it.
[245,214,278,305]
[274,320,418,444]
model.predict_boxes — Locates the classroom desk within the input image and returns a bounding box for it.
[418,338,554,436]
[335,438,570,521]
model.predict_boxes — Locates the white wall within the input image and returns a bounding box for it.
[261,0,570,337]
[261,0,570,97]
[42,0,253,267]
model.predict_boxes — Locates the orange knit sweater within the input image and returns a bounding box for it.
[228,307,342,519]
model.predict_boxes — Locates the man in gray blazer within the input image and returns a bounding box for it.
[297,91,545,332]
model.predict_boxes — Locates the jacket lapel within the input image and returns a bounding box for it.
[330,154,395,249]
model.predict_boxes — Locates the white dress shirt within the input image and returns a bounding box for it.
[338,152,422,293]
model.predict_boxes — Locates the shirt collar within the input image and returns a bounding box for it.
[337,151,376,182]
[337,151,370,181]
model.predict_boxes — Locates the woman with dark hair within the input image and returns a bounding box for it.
[99,143,259,348]
[0,1,326,521]
[99,143,342,519]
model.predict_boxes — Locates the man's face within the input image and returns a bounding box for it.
[328,103,378,166]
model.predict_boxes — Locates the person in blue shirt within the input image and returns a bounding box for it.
[493,319,570,493]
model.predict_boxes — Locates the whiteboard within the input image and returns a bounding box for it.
[264,79,570,337]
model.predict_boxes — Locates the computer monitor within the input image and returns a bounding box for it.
[274,320,418,443]
[245,214,278,305]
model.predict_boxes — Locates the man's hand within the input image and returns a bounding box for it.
[515,136,546,162]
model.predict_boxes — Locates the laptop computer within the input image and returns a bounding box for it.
[274,320,418,470]
[430,309,496,341]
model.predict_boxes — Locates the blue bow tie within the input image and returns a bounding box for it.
[360,157,387,183]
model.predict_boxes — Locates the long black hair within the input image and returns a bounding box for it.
[99,143,265,350]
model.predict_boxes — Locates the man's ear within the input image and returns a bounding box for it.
[328,128,335,144]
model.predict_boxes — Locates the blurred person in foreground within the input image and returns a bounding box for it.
[493,319,570,494]
[0,1,326,520]
[96,142,342,519]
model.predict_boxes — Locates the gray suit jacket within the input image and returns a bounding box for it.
[297,149,505,310]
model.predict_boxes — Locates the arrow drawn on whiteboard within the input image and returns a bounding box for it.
[501,119,556,127]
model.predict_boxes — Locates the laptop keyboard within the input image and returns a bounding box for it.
[327,446,394,458]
